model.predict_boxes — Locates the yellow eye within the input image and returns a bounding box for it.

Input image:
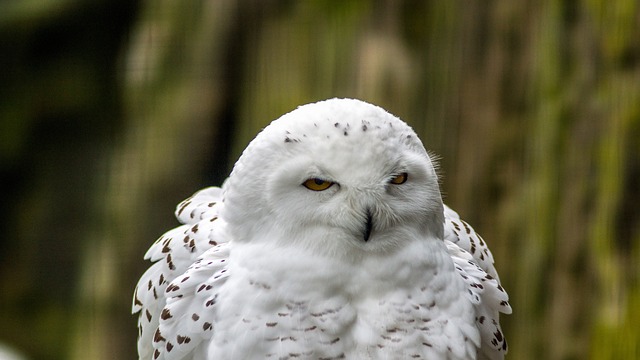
[302,178,334,191]
[390,173,408,185]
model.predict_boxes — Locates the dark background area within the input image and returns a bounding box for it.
[1,1,639,359]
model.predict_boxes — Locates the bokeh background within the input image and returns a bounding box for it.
[1,1,639,359]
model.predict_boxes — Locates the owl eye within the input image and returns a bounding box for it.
[302,178,335,191]
[390,173,408,185]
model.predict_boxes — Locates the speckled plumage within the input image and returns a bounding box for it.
[133,98,511,360]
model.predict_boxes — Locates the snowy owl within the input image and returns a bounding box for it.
[133,98,511,360]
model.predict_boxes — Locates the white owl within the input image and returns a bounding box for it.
[133,98,511,360]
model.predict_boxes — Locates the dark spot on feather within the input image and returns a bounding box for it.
[145,309,152,322]
[326,354,344,360]
[154,328,166,343]
[161,308,172,320]
[266,322,278,327]
[462,221,471,234]
[177,200,192,216]
[133,291,142,307]
[320,338,340,345]
[166,342,173,352]
[206,298,216,307]
[192,313,200,321]
[177,335,191,344]
[203,322,212,331]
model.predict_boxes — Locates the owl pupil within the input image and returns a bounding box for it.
[314,179,325,185]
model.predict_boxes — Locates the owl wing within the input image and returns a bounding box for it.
[132,187,229,360]
[443,205,512,360]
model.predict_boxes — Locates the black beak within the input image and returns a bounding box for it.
[363,208,373,242]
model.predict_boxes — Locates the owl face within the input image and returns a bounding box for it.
[223,99,444,257]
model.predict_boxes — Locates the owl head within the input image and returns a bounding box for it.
[221,98,444,257]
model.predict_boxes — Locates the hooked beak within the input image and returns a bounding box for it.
[363,208,373,242]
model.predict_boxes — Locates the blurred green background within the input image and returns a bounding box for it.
[1,1,639,359]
